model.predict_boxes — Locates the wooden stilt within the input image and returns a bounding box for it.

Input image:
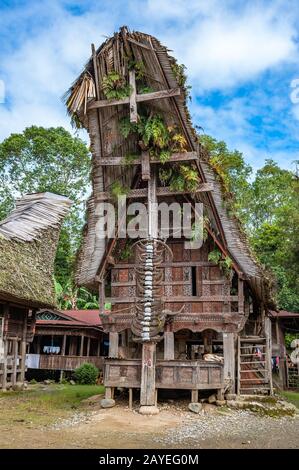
[164,331,175,360]
[129,388,133,410]
[223,332,235,392]
[140,342,156,407]
[80,335,84,357]
[2,340,8,390]
[109,332,119,358]
[191,389,198,403]
[12,340,18,387]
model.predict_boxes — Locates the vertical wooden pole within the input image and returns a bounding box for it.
[2,339,8,390]
[20,312,28,384]
[164,331,174,360]
[61,334,66,356]
[109,332,118,358]
[129,70,137,123]
[264,315,274,395]
[80,335,84,357]
[96,338,101,357]
[223,332,235,392]
[12,339,18,387]
[139,168,159,414]
[129,388,133,410]
[140,342,156,407]
[19,341,27,384]
[191,389,198,403]
[60,334,66,379]
[238,278,244,314]
[86,337,91,357]
[36,335,41,354]
[98,280,105,314]
[237,336,241,395]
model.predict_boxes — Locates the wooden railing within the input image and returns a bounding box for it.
[104,358,223,390]
[27,354,104,371]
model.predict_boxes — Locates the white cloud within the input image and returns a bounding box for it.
[0,2,114,141]
[0,0,298,173]
[157,1,298,90]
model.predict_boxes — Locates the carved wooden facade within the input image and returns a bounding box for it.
[67,28,274,411]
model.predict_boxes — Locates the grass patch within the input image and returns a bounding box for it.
[280,391,299,409]
[0,383,105,427]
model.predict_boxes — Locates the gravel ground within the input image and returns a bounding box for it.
[153,409,299,448]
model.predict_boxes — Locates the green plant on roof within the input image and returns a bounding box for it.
[121,153,140,165]
[110,181,129,201]
[137,85,153,94]
[208,249,233,278]
[119,240,133,260]
[102,71,132,100]
[119,114,187,165]
[128,59,146,80]
[179,165,199,192]
[159,167,173,185]
[171,61,192,100]
[191,215,209,243]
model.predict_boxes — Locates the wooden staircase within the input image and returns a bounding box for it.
[237,336,273,395]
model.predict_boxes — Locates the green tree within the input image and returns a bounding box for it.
[54,279,99,310]
[201,137,299,312]
[200,135,252,224]
[0,126,91,287]
[248,161,299,311]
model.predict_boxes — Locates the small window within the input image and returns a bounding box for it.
[191,266,197,296]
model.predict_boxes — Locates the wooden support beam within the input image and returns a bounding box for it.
[164,331,174,360]
[110,295,239,304]
[80,335,84,357]
[86,337,91,357]
[98,280,105,314]
[96,183,213,201]
[223,332,235,393]
[96,339,101,357]
[238,278,244,314]
[61,334,66,356]
[97,151,198,166]
[191,389,198,403]
[19,341,27,383]
[12,340,18,387]
[109,332,119,358]
[36,335,41,354]
[2,340,8,390]
[129,70,137,123]
[264,316,274,395]
[88,87,180,110]
[141,151,150,181]
[140,342,156,407]
[129,388,133,410]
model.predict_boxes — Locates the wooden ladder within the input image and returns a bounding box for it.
[237,336,272,395]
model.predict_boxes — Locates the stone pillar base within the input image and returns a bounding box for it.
[139,405,159,415]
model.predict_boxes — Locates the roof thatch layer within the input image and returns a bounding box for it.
[0,193,72,308]
[66,27,273,306]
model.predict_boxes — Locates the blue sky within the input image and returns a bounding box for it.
[0,0,299,171]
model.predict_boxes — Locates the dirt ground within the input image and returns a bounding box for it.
[0,389,298,449]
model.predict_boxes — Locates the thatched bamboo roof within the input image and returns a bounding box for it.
[66,27,273,306]
[0,192,72,308]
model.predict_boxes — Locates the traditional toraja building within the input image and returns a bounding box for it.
[0,192,72,390]
[27,309,107,380]
[66,27,275,413]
